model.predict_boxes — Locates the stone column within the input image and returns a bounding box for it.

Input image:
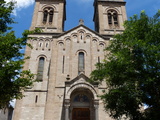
[65,105,69,120]
[94,100,99,120]
[65,99,70,120]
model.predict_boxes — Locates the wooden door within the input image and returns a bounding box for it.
[72,108,90,120]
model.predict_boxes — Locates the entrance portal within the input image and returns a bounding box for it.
[72,108,90,120]
[70,88,94,120]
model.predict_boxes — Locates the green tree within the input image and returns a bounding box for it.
[0,0,39,109]
[90,11,160,120]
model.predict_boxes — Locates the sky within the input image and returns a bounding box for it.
[5,0,160,37]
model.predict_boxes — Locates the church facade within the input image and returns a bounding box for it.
[13,0,127,120]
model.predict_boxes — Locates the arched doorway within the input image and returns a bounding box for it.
[64,75,99,120]
[70,88,94,120]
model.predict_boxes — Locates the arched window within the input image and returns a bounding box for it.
[37,57,45,81]
[113,12,118,25]
[107,10,118,26]
[49,10,53,23]
[78,52,84,74]
[108,13,112,24]
[42,7,54,24]
[43,10,48,23]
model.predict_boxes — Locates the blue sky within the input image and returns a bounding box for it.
[6,0,160,37]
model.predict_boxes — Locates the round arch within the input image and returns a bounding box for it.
[65,83,98,120]
[36,54,47,61]
[66,82,97,99]
[41,4,57,11]
[105,7,120,14]
[75,49,88,56]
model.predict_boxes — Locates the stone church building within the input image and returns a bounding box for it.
[13,0,127,120]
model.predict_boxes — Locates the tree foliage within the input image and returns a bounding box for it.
[90,11,160,120]
[0,0,40,109]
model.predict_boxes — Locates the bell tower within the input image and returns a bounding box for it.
[30,0,66,33]
[93,0,127,35]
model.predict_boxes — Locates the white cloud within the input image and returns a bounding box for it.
[5,0,34,15]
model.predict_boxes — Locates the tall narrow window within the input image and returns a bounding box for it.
[113,13,118,25]
[43,10,48,23]
[35,95,38,103]
[37,57,45,81]
[49,11,53,23]
[46,43,48,48]
[62,56,65,73]
[39,43,42,47]
[108,13,112,24]
[98,56,100,63]
[78,52,84,74]
[47,60,51,76]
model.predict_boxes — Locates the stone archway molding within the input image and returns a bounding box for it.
[66,82,98,99]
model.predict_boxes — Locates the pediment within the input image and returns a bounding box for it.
[65,73,98,87]
[55,25,110,41]
[54,25,110,51]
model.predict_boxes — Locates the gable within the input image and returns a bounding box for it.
[65,73,98,87]
[55,25,109,51]
[55,25,109,39]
